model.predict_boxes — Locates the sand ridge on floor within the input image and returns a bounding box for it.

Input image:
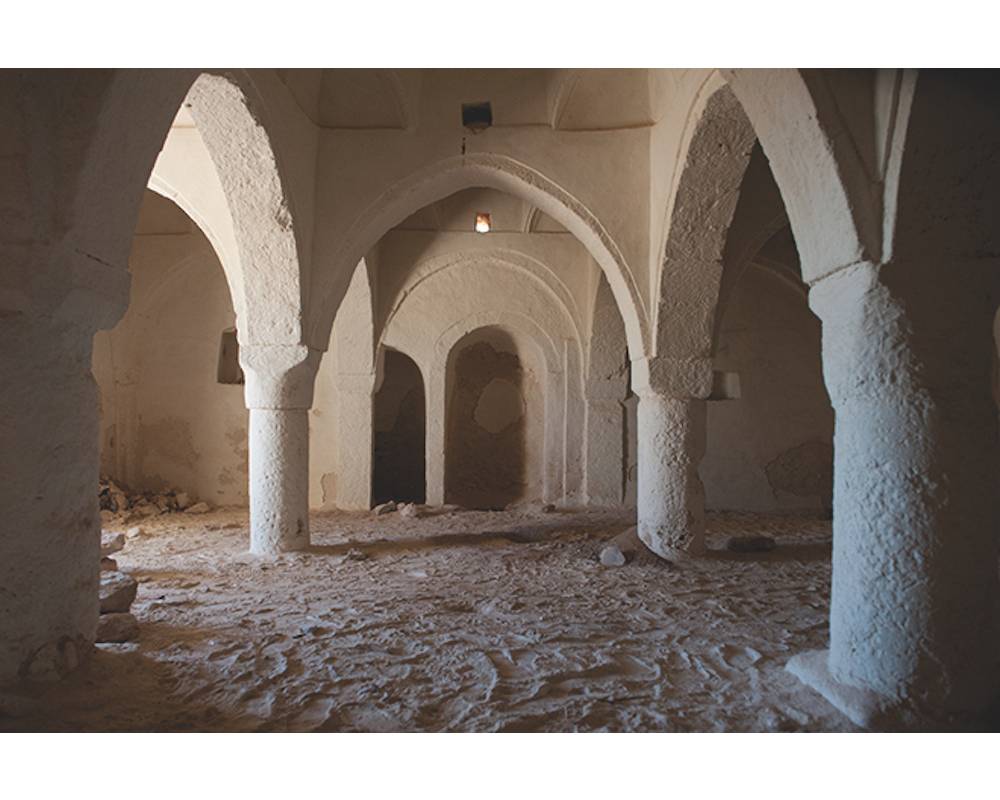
[0,508,853,732]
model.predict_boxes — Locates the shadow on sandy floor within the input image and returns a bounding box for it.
[307,521,634,557]
[0,638,256,732]
[704,540,833,564]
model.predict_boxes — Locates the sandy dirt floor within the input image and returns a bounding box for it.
[0,507,856,732]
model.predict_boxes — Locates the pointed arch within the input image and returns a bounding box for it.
[722,68,882,280]
[654,78,757,362]
[308,153,648,361]
[184,72,308,345]
[377,247,585,360]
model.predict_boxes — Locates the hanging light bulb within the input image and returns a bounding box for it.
[475,212,492,234]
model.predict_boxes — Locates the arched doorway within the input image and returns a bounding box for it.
[444,327,542,510]
[702,143,834,516]
[372,348,426,505]
[91,189,248,510]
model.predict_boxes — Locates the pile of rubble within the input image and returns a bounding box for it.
[372,500,425,518]
[99,477,210,523]
[96,531,139,643]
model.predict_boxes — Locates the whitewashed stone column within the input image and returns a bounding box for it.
[789,259,1000,727]
[241,344,322,555]
[425,363,447,506]
[562,341,586,505]
[631,357,710,559]
[542,367,564,504]
[1,319,101,683]
[335,373,375,511]
[0,260,130,684]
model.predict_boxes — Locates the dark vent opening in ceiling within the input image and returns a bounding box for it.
[462,101,493,132]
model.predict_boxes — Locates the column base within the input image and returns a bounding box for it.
[786,649,902,730]
[789,649,1000,731]
[636,526,706,562]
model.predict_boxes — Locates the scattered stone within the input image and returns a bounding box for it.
[99,571,138,614]
[186,502,211,514]
[98,477,193,518]
[597,527,662,568]
[110,490,127,511]
[398,502,421,519]
[100,557,118,572]
[100,531,126,556]
[99,478,130,514]
[96,613,139,643]
[726,534,777,553]
[541,503,557,514]
[373,501,397,516]
[345,548,370,562]
[125,525,146,539]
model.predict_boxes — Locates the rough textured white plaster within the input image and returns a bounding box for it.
[248,408,310,555]
[811,258,1000,722]
[635,394,707,559]
[0,321,100,684]
[654,82,756,362]
[241,345,321,553]
[721,69,882,279]
[186,73,316,347]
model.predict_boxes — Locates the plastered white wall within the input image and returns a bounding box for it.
[93,191,249,506]
[704,265,833,511]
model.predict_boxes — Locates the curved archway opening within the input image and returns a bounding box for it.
[92,189,248,513]
[708,216,833,516]
[310,153,648,360]
[90,71,307,522]
[370,192,584,506]
[372,348,426,505]
[653,79,837,520]
[444,326,543,510]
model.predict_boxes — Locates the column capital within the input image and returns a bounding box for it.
[629,356,713,400]
[806,260,880,325]
[240,344,322,410]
